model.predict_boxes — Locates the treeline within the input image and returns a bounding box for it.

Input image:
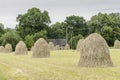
[0,7,120,49]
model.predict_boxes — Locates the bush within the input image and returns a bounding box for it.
[0,31,22,51]
[68,34,84,49]
[25,35,34,50]
[33,30,47,42]
[4,43,12,53]
[15,41,28,55]
[78,33,113,67]
[32,38,50,58]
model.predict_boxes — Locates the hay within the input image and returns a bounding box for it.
[32,38,50,58]
[76,39,84,52]
[54,45,60,50]
[0,46,4,53]
[48,42,55,51]
[78,33,113,67]
[64,44,70,50]
[31,46,34,52]
[114,40,120,49]
[15,41,28,55]
[4,43,12,53]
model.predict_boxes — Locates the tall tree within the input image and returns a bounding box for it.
[87,12,120,46]
[48,22,66,39]
[64,15,88,37]
[16,7,51,39]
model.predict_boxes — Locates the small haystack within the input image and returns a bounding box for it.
[32,38,50,58]
[4,43,12,53]
[48,42,55,51]
[31,46,34,52]
[76,39,84,52]
[114,40,120,49]
[78,33,113,67]
[64,44,70,50]
[15,41,28,55]
[0,46,4,53]
[54,45,60,50]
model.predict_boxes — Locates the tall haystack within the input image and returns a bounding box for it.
[48,42,55,51]
[15,41,28,55]
[76,39,84,52]
[54,45,60,50]
[4,43,12,53]
[64,44,70,50]
[32,38,50,58]
[78,33,113,67]
[0,46,4,53]
[114,40,120,49]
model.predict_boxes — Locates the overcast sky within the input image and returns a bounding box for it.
[0,0,120,28]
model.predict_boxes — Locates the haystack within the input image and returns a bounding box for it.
[78,33,113,67]
[0,46,4,53]
[54,45,60,50]
[114,40,120,49]
[76,39,84,52]
[32,38,50,58]
[31,46,34,52]
[4,43,12,53]
[64,44,70,50]
[15,41,28,55]
[48,42,55,51]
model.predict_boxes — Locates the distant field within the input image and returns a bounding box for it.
[0,49,120,80]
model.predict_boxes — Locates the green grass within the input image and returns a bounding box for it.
[0,49,120,80]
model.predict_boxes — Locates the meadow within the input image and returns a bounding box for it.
[0,49,120,80]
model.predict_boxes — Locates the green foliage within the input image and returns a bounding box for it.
[25,35,34,50]
[48,22,66,39]
[65,15,89,37]
[33,30,47,42]
[68,34,84,49]
[16,7,51,39]
[0,31,22,51]
[0,23,4,37]
[88,13,120,46]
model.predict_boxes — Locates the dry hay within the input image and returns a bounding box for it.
[32,38,50,58]
[54,45,60,50]
[64,44,70,50]
[76,39,84,52]
[31,46,34,52]
[48,42,55,51]
[114,40,120,49]
[15,41,28,55]
[0,46,5,53]
[78,33,113,67]
[4,43,12,53]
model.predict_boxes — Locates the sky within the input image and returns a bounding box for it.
[0,0,120,28]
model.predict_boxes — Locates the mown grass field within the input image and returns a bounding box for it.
[0,49,120,80]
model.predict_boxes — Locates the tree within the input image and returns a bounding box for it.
[0,23,4,37]
[0,31,22,50]
[25,35,34,50]
[87,13,120,46]
[68,34,84,49]
[48,22,66,39]
[64,15,89,38]
[33,30,47,42]
[16,7,51,39]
